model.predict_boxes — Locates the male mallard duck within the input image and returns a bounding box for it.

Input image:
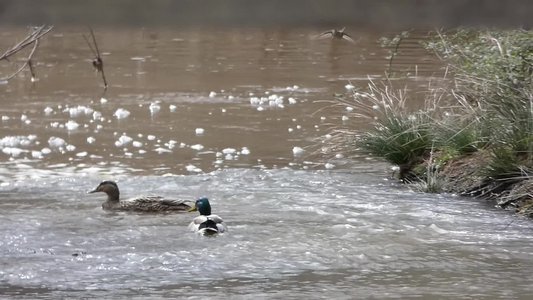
[88,181,191,212]
[188,197,227,235]
[316,27,355,43]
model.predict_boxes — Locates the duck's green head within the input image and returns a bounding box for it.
[89,181,120,201]
[189,197,212,215]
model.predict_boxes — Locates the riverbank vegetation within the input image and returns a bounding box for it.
[338,29,533,216]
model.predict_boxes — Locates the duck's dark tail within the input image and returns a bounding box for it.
[198,219,219,236]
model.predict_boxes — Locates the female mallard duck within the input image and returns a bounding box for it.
[188,197,227,235]
[316,27,355,43]
[88,181,191,212]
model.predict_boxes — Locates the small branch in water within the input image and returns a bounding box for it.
[28,59,37,81]
[0,37,40,82]
[380,30,410,77]
[0,25,52,82]
[83,27,108,90]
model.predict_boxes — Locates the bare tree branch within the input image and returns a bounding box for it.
[0,37,40,81]
[0,25,52,61]
[0,25,53,82]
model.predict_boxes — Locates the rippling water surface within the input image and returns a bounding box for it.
[1,27,533,299]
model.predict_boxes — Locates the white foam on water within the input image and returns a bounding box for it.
[250,97,260,105]
[185,164,202,173]
[154,147,172,154]
[48,137,66,149]
[195,128,205,135]
[190,144,204,151]
[114,108,131,119]
[222,148,236,155]
[92,111,103,121]
[2,147,27,157]
[241,147,251,155]
[65,120,79,131]
[0,135,32,148]
[76,152,88,157]
[44,107,54,115]
[31,151,43,159]
[67,105,94,118]
[324,163,335,169]
[149,102,161,115]
[292,146,305,156]
[117,135,133,147]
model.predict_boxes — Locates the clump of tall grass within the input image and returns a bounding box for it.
[341,79,439,180]
[425,29,533,182]
[328,29,532,198]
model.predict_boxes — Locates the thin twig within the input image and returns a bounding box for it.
[0,38,39,81]
[0,25,52,82]
[0,25,52,61]
[83,27,108,89]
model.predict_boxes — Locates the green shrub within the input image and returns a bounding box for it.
[360,112,432,168]
[425,29,533,181]
[332,29,532,186]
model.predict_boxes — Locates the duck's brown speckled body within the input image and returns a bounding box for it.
[89,181,191,212]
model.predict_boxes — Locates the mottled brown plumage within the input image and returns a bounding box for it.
[316,27,356,43]
[89,181,191,212]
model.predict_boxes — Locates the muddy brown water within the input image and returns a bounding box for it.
[0,27,439,176]
[1,27,532,299]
